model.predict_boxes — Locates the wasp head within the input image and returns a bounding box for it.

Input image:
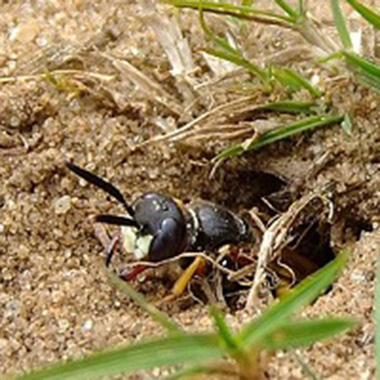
[66,163,187,264]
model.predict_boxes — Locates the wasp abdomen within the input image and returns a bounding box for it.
[186,201,251,252]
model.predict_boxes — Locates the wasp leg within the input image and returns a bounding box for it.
[172,257,205,296]
[119,265,147,281]
[106,232,122,267]
[93,223,122,267]
[157,256,205,305]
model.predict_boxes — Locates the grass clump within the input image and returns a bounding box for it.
[17,251,355,380]
[156,0,380,162]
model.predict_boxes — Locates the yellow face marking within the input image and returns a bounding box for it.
[121,226,153,260]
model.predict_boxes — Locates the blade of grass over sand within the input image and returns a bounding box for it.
[275,0,298,19]
[261,318,356,350]
[18,334,223,380]
[199,9,241,56]
[330,0,353,49]
[163,0,295,25]
[147,100,315,145]
[271,67,323,97]
[168,363,238,380]
[257,100,316,114]
[347,0,380,30]
[375,254,380,380]
[215,114,343,160]
[205,48,271,88]
[343,52,380,92]
[103,269,181,333]
[298,0,306,17]
[237,251,348,348]
[242,0,253,6]
[210,306,239,351]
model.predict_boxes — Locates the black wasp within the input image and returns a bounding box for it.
[67,163,253,294]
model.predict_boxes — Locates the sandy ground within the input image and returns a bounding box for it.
[0,1,380,379]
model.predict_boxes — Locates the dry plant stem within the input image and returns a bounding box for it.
[126,251,252,286]
[176,8,293,29]
[295,15,339,54]
[142,94,259,145]
[16,12,118,74]
[142,0,195,76]
[209,158,224,180]
[180,123,256,143]
[245,193,325,309]
[263,45,314,64]
[100,52,183,116]
[141,0,197,106]
[0,70,115,84]
[194,68,245,90]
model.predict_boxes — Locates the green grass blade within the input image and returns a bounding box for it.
[210,306,239,351]
[205,47,271,87]
[199,9,241,56]
[168,363,237,379]
[103,269,181,333]
[167,365,211,380]
[317,51,344,64]
[215,114,343,160]
[347,0,380,30]
[237,251,348,348]
[275,0,298,19]
[272,67,323,97]
[298,0,306,17]
[163,0,294,24]
[330,0,353,49]
[343,52,380,92]
[17,334,223,380]
[375,254,380,380]
[261,318,356,350]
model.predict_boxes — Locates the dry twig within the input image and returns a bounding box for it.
[245,192,330,309]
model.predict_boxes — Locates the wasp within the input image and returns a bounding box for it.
[66,162,253,297]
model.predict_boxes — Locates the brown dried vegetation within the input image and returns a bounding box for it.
[0,1,379,379]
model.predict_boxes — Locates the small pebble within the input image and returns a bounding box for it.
[54,195,71,215]
[58,319,70,333]
[82,319,93,332]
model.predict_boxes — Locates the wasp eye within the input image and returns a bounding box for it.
[148,217,186,262]
[139,224,150,235]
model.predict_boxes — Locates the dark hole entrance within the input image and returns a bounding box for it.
[342,217,374,242]
[178,207,337,310]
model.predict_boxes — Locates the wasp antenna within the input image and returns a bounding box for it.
[105,234,120,267]
[95,214,139,228]
[66,162,134,216]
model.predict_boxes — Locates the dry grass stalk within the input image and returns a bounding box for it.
[245,192,328,309]
[179,122,257,143]
[141,0,198,108]
[0,70,115,85]
[100,52,184,116]
[202,51,239,76]
[140,94,261,146]
[141,0,195,77]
